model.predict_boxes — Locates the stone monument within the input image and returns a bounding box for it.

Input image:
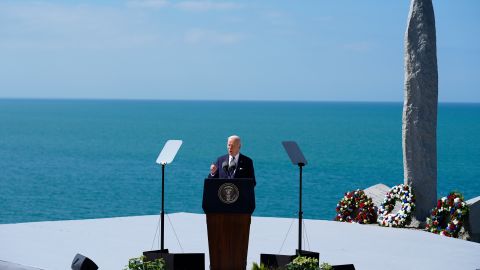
[364,1,480,241]
[402,0,438,223]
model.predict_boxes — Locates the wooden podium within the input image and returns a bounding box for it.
[202,178,255,270]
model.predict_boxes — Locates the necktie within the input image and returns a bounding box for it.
[228,157,236,177]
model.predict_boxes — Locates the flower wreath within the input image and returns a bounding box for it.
[426,192,469,238]
[377,184,415,227]
[335,189,377,224]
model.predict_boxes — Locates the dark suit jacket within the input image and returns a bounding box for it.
[208,153,256,185]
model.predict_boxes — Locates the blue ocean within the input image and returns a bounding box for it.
[1,99,479,224]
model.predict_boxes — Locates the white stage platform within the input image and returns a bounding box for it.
[1,213,479,270]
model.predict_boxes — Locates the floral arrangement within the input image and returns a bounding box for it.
[285,256,320,270]
[251,262,269,270]
[251,257,332,270]
[426,192,469,238]
[335,189,377,224]
[377,184,415,227]
[124,255,165,270]
[319,263,333,270]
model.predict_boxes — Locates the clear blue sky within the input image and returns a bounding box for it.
[0,0,479,102]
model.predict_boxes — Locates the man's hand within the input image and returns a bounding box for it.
[210,164,217,175]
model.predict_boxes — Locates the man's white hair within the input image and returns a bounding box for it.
[228,135,241,144]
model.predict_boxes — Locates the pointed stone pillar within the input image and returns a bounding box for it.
[402,0,438,223]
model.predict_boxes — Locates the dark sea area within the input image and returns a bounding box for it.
[0,99,479,224]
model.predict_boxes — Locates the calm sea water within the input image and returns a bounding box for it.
[0,99,479,224]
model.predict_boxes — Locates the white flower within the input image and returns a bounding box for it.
[454,198,460,203]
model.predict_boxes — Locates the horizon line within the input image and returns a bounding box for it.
[1,97,479,105]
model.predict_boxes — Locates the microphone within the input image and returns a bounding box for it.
[228,159,236,175]
[222,161,229,175]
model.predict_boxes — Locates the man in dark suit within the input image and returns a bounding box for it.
[208,135,255,184]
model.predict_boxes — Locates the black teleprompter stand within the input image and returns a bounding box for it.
[260,141,319,269]
[260,141,355,270]
[143,140,205,270]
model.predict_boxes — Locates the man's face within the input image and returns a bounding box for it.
[227,138,240,156]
